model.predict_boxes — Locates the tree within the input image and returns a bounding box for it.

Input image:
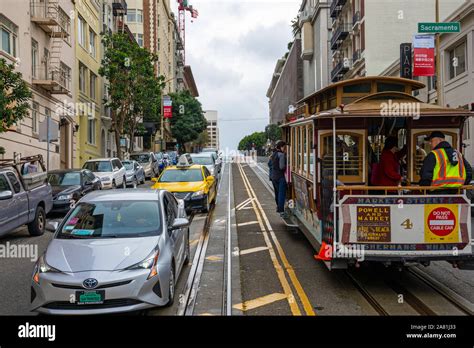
[100,33,163,158]
[238,132,266,153]
[265,124,282,143]
[0,58,32,133]
[168,90,207,151]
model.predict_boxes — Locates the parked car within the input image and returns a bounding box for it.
[31,189,190,315]
[122,160,146,187]
[166,151,178,165]
[0,155,53,237]
[190,153,218,177]
[201,147,218,154]
[47,169,101,214]
[130,152,160,179]
[82,158,127,189]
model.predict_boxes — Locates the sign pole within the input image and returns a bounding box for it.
[161,93,164,152]
[435,0,442,106]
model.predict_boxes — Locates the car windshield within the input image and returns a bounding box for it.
[83,161,112,172]
[191,156,213,165]
[48,172,81,186]
[57,201,162,239]
[122,162,134,170]
[130,154,150,163]
[159,169,203,183]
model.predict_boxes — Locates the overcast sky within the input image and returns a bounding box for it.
[172,0,301,151]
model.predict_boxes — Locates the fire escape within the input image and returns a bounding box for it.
[30,0,70,94]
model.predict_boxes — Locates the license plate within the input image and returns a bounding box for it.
[76,290,105,305]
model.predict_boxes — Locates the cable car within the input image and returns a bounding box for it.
[281,76,474,270]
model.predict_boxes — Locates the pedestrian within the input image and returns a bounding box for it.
[267,148,274,182]
[271,140,288,218]
[419,131,472,194]
[22,160,38,175]
[374,136,406,187]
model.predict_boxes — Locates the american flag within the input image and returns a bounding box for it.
[191,8,199,18]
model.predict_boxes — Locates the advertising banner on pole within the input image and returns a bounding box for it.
[163,96,173,119]
[413,34,435,76]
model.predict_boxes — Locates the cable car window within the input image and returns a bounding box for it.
[321,132,363,182]
[412,130,457,183]
[303,126,308,175]
[342,83,371,94]
[377,83,405,92]
[309,124,314,176]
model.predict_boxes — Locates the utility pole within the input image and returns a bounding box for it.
[435,0,442,106]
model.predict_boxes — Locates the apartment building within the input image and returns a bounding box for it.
[329,0,464,83]
[204,111,219,150]
[381,1,474,162]
[0,0,75,169]
[298,0,332,96]
[74,0,102,166]
[267,38,304,125]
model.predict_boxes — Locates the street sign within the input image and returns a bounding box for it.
[413,35,435,77]
[38,118,58,142]
[399,43,412,79]
[163,95,173,119]
[418,22,460,33]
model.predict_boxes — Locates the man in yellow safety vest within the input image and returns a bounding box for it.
[419,131,472,193]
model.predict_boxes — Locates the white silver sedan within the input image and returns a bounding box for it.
[31,189,190,315]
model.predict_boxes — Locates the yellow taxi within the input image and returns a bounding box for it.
[151,163,217,212]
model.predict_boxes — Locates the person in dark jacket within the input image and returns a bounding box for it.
[375,137,406,187]
[419,131,472,194]
[271,140,287,217]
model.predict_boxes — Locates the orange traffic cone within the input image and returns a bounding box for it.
[314,241,332,261]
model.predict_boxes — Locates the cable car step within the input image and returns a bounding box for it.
[281,215,299,228]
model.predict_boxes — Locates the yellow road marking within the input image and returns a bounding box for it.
[205,255,223,261]
[235,198,251,210]
[238,221,259,227]
[239,163,316,316]
[240,246,269,255]
[237,164,301,315]
[189,239,199,246]
[233,293,288,311]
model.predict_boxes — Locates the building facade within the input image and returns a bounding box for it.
[203,111,219,150]
[329,0,464,83]
[298,0,332,96]
[0,0,76,170]
[381,1,474,162]
[74,0,102,166]
[267,38,304,125]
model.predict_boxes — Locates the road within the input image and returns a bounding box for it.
[1,161,474,316]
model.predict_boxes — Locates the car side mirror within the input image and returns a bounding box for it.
[151,178,158,183]
[0,190,13,200]
[46,221,59,232]
[170,217,189,231]
[207,176,215,182]
[114,167,119,171]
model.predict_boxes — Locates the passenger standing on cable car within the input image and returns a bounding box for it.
[271,141,287,217]
[374,137,406,187]
[419,131,472,194]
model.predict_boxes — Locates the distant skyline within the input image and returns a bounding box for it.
[173,0,300,151]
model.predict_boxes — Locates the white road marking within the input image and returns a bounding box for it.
[240,246,270,255]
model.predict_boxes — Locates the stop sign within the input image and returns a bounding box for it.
[427,207,456,237]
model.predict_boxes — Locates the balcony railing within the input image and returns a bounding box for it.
[330,23,351,50]
[331,59,351,82]
[330,0,347,18]
[352,49,361,63]
[352,11,361,27]
[30,0,69,37]
[32,65,71,94]
[112,0,127,16]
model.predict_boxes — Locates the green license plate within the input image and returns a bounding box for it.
[76,290,105,305]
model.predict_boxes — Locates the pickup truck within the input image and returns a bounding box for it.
[0,156,53,237]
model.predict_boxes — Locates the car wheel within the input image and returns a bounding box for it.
[133,176,138,188]
[112,180,116,189]
[202,195,210,213]
[28,206,46,236]
[164,263,175,307]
